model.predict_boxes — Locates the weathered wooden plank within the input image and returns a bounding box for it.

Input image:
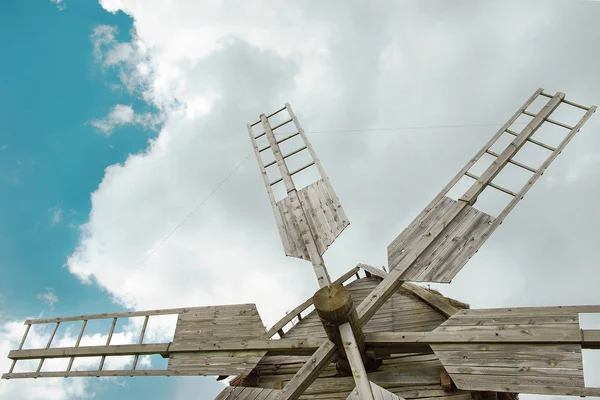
[2,369,224,379]
[442,315,578,326]
[24,304,253,325]
[346,382,400,400]
[444,365,583,377]
[274,340,337,400]
[453,305,600,316]
[365,330,588,345]
[450,374,600,396]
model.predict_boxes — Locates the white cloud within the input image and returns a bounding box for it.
[6,1,600,398]
[0,311,176,399]
[49,206,62,227]
[0,317,88,399]
[36,288,59,310]
[50,0,65,11]
[90,104,162,135]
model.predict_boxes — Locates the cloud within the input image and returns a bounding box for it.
[0,310,176,398]
[90,104,162,135]
[0,316,88,399]
[36,288,59,309]
[14,0,600,397]
[49,0,65,11]
[48,206,62,227]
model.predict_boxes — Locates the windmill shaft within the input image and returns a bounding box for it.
[313,284,378,375]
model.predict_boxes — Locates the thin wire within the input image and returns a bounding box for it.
[279,122,527,135]
[115,149,256,290]
[111,121,528,288]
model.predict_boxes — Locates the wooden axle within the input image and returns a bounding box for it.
[313,284,378,375]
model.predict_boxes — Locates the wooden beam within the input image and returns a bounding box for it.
[404,88,544,231]
[358,95,566,326]
[313,284,375,375]
[356,263,460,318]
[460,92,564,205]
[264,266,359,339]
[2,370,198,379]
[8,338,325,361]
[274,340,337,400]
[24,305,253,325]
[401,283,460,318]
[365,329,600,345]
[339,323,374,400]
[440,370,453,391]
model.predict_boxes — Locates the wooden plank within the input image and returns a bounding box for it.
[400,283,459,318]
[453,305,600,317]
[338,322,374,400]
[274,340,337,400]
[24,304,254,325]
[346,382,400,400]
[365,329,589,345]
[447,104,597,281]
[461,92,564,204]
[444,365,583,377]
[450,374,600,396]
[248,122,290,259]
[3,369,255,379]
[392,88,543,244]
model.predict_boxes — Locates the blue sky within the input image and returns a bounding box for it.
[0,1,221,398]
[2,1,600,399]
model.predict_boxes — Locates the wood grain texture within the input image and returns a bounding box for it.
[276,179,349,260]
[430,306,598,396]
[387,196,493,283]
[168,304,267,376]
[346,381,401,400]
[243,278,455,400]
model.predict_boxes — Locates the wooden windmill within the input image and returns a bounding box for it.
[3,88,600,400]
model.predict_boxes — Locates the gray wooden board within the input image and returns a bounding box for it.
[346,381,401,400]
[168,304,267,376]
[276,179,349,259]
[431,306,594,395]
[387,196,493,283]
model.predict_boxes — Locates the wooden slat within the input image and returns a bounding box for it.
[346,382,400,400]
[24,306,221,325]
[67,319,87,372]
[338,322,374,400]
[274,340,337,400]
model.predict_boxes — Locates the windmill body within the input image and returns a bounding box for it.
[3,89,600,400]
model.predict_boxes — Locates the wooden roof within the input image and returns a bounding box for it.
[219,275,478,399]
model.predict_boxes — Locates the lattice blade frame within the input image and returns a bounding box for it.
[387,88,596,283]
[3,304,269,379]
[248,104,349,261]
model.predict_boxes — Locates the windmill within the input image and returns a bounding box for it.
[3,88,600,400]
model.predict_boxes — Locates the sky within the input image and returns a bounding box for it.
[1,0,600,399]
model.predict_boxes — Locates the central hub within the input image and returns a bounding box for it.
[313,284,380,375]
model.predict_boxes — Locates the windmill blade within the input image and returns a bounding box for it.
[364,306,600,397]
[3,304,324,379]
[387,88,596,283]
[248,104,349,263]
[356,89,596,331]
